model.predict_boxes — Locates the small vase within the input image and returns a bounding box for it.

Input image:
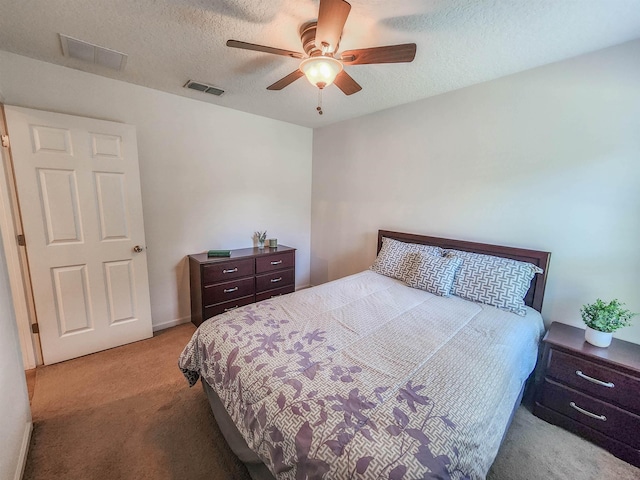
[585,326,612,348]
[258,240,265,249]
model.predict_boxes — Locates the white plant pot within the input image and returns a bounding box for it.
[585,326,613,348]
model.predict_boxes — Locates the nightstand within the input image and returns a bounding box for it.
[534,322,640,467]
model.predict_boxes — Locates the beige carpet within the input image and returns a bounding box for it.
[24,324,249,480]
[24,324,639,480]
[488,403,639,480]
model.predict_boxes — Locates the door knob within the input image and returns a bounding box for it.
[133,245,144,253]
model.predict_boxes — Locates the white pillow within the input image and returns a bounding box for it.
[370,237,443,282]
[405,253,462,296]
[446,249,543,316]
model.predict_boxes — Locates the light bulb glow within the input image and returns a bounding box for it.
[300,57,343,89]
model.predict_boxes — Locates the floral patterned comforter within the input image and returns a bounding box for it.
[179,270,544,479]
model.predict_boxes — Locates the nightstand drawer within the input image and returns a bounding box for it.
[203,277,255,305]
[541,378,640,449]
[203,258,254,283]
[256,251,294,274]
[256,269,294,293]
[548,349,640,414]
[255,285,295,302]
[204,295,255,320]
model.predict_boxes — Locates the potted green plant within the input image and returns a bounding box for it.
[580,299,636,347]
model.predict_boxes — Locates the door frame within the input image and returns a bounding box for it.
[0,103,41,369]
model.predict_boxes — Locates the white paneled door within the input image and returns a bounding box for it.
[5,106,152,364]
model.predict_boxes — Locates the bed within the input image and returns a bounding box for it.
[179,230,551,479]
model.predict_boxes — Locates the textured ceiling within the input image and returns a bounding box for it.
[1,0,639,128]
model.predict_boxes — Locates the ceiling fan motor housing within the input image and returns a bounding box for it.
[300,22,339,57]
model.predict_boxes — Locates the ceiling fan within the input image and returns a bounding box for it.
[226,0,416,114]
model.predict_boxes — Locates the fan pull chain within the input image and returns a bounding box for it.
[316,89,323,115]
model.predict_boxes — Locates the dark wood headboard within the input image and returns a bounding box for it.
[378,230,551,313]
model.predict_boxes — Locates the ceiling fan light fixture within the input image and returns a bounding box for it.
[299,57,343,89]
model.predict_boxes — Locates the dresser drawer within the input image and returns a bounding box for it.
[203,277,255,306]
[256,251,295,274]
[255,285,295,303]
[204,295,255,320]
[541,378,640,449]
[203,258,254,283]
[256,269,294,293]
[547,349,640,414]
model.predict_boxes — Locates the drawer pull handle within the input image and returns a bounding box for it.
[224,287,239,293]
[569,401,607,421]
[224,305,239,312]
[270,277,282,283]
[223,268,238,274]
[576,370,614,388]
[270,260,283,265]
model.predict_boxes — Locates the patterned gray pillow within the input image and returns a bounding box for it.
[405,254,462,296]
[370,237,443,282]
[446,249,543,316]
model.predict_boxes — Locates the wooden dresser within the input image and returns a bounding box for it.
[188,245,295,327]
[534,322,640,467]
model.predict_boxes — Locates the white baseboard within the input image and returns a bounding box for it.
[14,421,32,480]
[152,316,191,332]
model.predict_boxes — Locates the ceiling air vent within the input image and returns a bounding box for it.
[185,80,225,97]
[60,34,127,71]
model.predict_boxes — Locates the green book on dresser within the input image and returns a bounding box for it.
[207,250,231,258]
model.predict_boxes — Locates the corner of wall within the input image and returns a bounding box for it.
[14,421,32,480]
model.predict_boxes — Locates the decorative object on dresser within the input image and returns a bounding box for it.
[534,322,640,467]
[580,299,636,348]
[207,249,231,258]
[188,245,295,326]
[255,230,267,249]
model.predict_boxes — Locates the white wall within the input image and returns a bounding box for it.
[0,230,31,480]
[0,51,312,331]
[311,39,640,344]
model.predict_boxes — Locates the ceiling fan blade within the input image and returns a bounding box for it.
[315,0,351,54]
[333,70,361,95]
[340,43,417,65]
[267,70,304,90]
[226,40,305,59]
